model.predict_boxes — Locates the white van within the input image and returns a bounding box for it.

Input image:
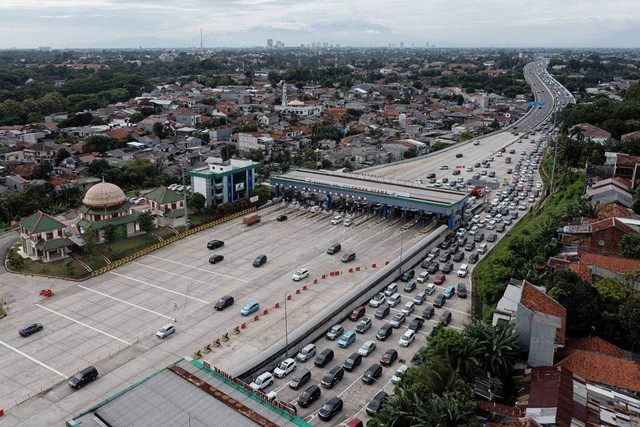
[296,344,317,362]
[330,215,342,225]
[384,283,398,296]
[388,293,402,307]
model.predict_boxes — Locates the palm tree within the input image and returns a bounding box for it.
[478,325,520,377]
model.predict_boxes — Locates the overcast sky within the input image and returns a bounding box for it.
[0,0,639,48]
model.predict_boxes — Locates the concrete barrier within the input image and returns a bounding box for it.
[231,224,447,379]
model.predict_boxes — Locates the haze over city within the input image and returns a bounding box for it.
[1,0,639,48]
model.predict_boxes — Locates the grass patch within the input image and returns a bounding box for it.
[153,226,178,240]
[8,248,88,279]
[472,158,584,322]
[102,233,159,261]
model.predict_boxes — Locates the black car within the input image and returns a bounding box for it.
[19,323,43,337]
[427,173,436,179]
[362,363,383,384]
[214,295,234,310]
[457,283,468,298]
[289,368,311,390]
[343,352,363,372]
[253,254,267,267]
[411,346,427,366]
[453,251,465,262]
[298,384,321,408]
[276,215,288,222]
[314,349,334,368]
[68,366,98,389]
[422,306,435,319]
[496,223,506,233]
[453,169,461,175]
[403,281,416,292]
[327,243,341,255]
[321,366,344,389]
[408,317,425,331]
[366,391,389,415]
[510,212,519,219]
[457,235,468,245]
[400,269,415,282]
[433,293,446,308]
[438,252,450,263]
[376,323,393,341]
[440,240,451,250]
[464,241,475,251]
[427,262,440,274]
[456,153,463,158]
[487,233,497,242]
[208,254,224,264]
[440,310,452,325]
[380,349,398,367]
[449,243,459,254]
[375,305,391,319]
[474,233,484,243]
[207,240,224,250]
[469,252,480,264]
[442,262,454,274]
[318,397,343,421]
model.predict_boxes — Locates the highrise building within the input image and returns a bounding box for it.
[267,39,273,48]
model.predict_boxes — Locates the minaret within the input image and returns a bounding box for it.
[282,82,288,106]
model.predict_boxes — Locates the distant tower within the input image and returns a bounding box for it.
[267,39,273,48]
[282,82,288,106]
[200,28,203,50]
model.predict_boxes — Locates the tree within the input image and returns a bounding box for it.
[404,147,417,159]
[188,192,205,212]
[152,122,165,138]
[619,295,640,351]
[138,211,156,232]
[7,249,24,270]
[124,158,157,187]
[56,148,71,163]
[83,226,97,254]
[547,270,601,333]
[464,322,520,378]
[619,233,640,259]
[31,162,53,179]
[101,223,117,244]
[219,143,239,161]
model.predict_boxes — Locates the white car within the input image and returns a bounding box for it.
[457,264,469,278]
[401,301,415,315]
[399,330,415,347]
[519,204,527,211]
[477,219,486,228]
[456,228,467,237]
[369,293,386,308]
[416,271,429,284]
[156,323,175,339]
[343,218,353,227]
[330,215,342,225]
[273,358,297,378]
[250,372,274,391]
[439,165,449,170]
[486,220,496,230]
[468,226,479,236]
[471,215,480,224]
[292,268,309,281]
[358,340,377,357]
[425,283,436,295]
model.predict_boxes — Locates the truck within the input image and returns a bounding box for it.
[243,213,260,226]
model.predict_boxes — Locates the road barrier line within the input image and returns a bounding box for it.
[108,272,209,304]
[77,285,174,321]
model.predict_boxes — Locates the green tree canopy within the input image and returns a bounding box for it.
[619,233,640,259]
[138,211,156,232]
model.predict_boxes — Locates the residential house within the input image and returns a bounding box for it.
[587,177,634,207]
[23,141,59,163]
[176,110,202,127]
[238,132,273,152]
[5,175,31,192]
[559,217,638,256]
[492,279,566,367]
[569,123,611,143]
[18,210,71,262]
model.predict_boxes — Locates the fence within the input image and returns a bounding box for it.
[90,207,256,278]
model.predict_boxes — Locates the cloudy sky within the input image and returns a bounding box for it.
[0,0,639,48]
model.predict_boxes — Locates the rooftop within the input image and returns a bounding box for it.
[520,282,566,345]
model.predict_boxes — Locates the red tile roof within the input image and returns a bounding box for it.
[476,400,524,418]
[569,123,611,140]
[567,262,593,283]
[555,337,625,362]
[621,129,640,141]
[615,153,640,168]
[555,351,640,393]
[578,248,640,274]
[105,128,129,140]
[520,282,566,345]
[589,217,636,234]
[597,203,631,219]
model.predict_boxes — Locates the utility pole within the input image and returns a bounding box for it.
[181,162,189,231]
[284,291,290,357]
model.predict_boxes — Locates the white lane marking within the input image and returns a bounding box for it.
[147,255,249,283]
[132,262,240,291]
[108,272,210,304]
[0,338,68,379]
[36,304,132,345]
[77,285,175,321]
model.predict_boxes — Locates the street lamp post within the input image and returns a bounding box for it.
[284,291,290,357]
[399,211,406,274]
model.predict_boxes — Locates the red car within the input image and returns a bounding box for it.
[346,419,364,427]
[433,273,446,285]
[380,349,398,367]
[349,306,366,321]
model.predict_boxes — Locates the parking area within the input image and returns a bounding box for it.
[0,202,436,413]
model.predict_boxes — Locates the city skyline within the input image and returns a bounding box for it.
[0,0,639,49]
